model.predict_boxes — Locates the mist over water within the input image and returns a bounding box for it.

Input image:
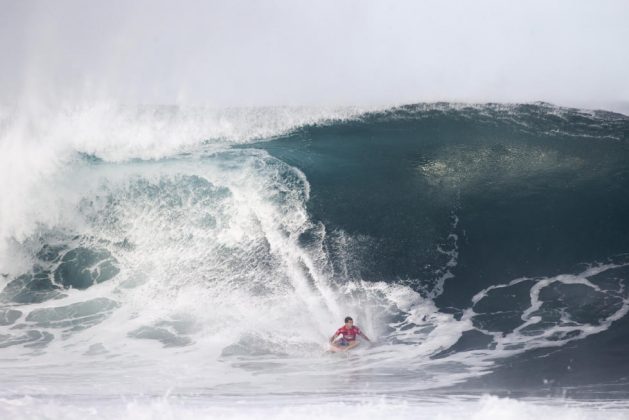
[2,1,629,109]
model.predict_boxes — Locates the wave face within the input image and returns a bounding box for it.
[1,103,629,406]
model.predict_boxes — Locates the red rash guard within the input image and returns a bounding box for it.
[335,325,361,342]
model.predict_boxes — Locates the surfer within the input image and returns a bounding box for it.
[329,316,371,352]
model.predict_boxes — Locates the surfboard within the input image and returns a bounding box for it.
[327,343,347,353]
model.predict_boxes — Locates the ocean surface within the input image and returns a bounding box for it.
[1,102,629,418]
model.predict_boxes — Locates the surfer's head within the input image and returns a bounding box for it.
[344,316,353,327]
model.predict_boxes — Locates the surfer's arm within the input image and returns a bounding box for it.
[329,333,339,343]
[359,331,371,342]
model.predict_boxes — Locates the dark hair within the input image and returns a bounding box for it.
[344,316,353,323]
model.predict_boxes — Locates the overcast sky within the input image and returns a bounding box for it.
[2,0,628,111]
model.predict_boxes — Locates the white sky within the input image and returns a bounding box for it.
[1,0,628,111]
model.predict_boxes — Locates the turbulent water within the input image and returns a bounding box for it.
[1,102,629,418]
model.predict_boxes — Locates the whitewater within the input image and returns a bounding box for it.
[1,102,629,419]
